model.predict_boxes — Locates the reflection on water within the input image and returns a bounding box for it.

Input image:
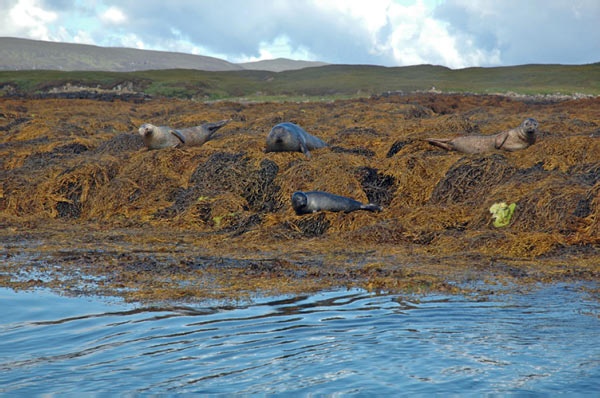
[1,285,599,396]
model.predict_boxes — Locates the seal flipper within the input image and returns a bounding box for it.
[299,141,312,158]
[494,131,509,149]
[424,138,454,151]
[360,203,382,212]
[170,129,186,145]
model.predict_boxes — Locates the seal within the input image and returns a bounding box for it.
[291,191,382,215]
[265,122,328,158]
[138,119,230,150]
[424,118,538,154]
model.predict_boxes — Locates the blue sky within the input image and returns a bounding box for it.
[1,0,599,68]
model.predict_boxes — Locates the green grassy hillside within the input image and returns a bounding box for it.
[1,62,599,100]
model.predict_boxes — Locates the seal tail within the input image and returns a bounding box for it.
[423,138,454,151]
[360,203,382,212]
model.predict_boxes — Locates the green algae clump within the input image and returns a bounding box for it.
[490,202,516,227]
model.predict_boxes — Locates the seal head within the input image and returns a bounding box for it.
[291,191,309,212]
[517,118,538,142]
[138,123,185,149]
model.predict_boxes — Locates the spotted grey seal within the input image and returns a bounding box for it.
[425,118,538,154]
[291,191,382,215]
[265,122,328,158]
[138,119,230,150]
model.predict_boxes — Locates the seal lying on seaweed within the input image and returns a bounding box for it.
[291,191,382,215]
[138,119,230,150]
[265,122,327,158]
[425,118,538,154]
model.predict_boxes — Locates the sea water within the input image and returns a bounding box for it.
[1,284,599,396]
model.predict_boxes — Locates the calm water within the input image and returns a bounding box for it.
[1,285,599,396]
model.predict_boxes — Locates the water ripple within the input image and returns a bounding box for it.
[0,285,599,396]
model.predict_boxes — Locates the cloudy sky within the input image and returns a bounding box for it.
[1,0,599,68]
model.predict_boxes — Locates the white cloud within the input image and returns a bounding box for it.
[111,33,145,49]
[310,0,500,68]
[235,35,316,63]
[73,30,96,45]
[434,0,600,66]
[101,6,127,24]
[0,0,598,67]
[1,0,58,41]
[386,3,500,67]
[315,0,390,33]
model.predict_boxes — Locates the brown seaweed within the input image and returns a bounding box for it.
[1,94,599,302]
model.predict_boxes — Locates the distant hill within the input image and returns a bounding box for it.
[0,37,242,72]
[238,58,328,72]
[2,63,599,101]
[0,37,326,72]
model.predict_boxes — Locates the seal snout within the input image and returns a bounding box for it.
[138,123,154,137]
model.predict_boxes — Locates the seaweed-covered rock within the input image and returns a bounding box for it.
[56,181,82,219]
[190,152,250,195]
[430,154,516,205]
[330,146,375,157]
[93,133,144,155]
[386,140,411,158]
[243,159,281,212]
[291,213,331,237]
[356,166,397,206]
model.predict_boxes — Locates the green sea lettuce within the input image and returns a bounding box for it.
[489,202,516,227]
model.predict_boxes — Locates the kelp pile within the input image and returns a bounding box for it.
[1,94,599,302]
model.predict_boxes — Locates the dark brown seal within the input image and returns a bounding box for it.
[425,118,538,154]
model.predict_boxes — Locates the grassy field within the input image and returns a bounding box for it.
[1,62,599,100]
